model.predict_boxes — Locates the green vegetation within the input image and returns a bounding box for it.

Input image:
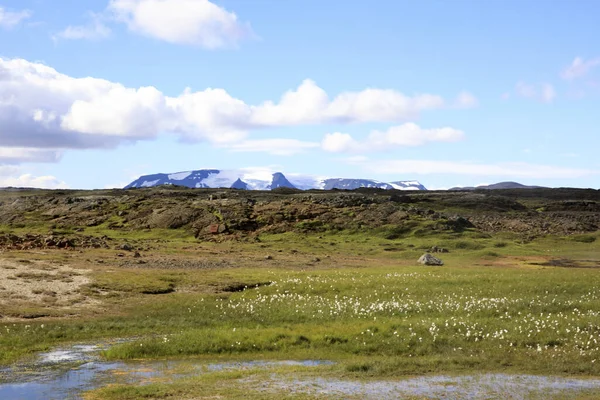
[2,233,599,375]
[571,234,597,243]
[85,368,325,400]
[98,263,600,377]
[0,187,599,398]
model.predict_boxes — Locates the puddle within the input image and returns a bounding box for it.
[0,362,124,400]
[2,342,600,399]
[0,343,332,400]
[262,374,600,399]
[39,345,100,364]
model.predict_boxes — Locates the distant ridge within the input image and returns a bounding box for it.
[449,181,545,191]
[124,169,427,191]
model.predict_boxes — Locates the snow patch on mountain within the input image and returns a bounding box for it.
[168,171,192,181]
[125,169,426,191]
[140,179,160,187]
[286,174,327,190]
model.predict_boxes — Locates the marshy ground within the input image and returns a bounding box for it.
[0,186,599,398]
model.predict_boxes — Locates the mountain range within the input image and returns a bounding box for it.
[124,169,428,191]
[448,182,545,191]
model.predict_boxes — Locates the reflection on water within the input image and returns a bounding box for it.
[0,362,124,400]
[0,343,334,400]
[1,343,600,400]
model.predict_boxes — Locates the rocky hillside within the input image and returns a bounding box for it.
[0,187,598,249]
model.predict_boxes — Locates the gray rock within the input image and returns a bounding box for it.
[430,246,449,253]
[418,253,444,266]
[120,243,133,251]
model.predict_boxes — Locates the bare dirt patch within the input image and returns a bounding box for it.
[0,258,95,319]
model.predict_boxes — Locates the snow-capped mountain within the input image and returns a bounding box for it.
[124,169,427,191]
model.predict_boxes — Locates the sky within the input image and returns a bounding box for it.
[0,0,599,190]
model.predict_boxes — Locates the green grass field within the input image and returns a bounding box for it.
[1,229,600,398]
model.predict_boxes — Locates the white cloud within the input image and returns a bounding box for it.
[357,159,598,179]
[561,57,600,80]
[0,147,62,164]
[250,80,329,126]
[0,6,31,29]
[322,123,465,153]
[62,86,168,137]
[0,58,469,164]
[324,88,445,123]
[1,57,476,173]
[165,87,251,143]
[251,80,455,126]
[0,174,68,189]
[321,132,360,153]
[0,58,148,154]
[454,91,478,108]
[0,166,67,189]
[108,0,253,48]
[224,138,320,156]
[0,57,251,153]
[515,81,556,103]
[54,13,111,40]
[368,124,465,147]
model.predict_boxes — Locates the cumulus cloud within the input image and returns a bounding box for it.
[165,87,251,143]
[62,86,168,137]
[515,81,556,103]
[223,139,320,156]
[108,0,253,48]
[54,13,111,40]
[251,80,453,126]
[0,166,68,189]
[0,6,31,29]
[0,58,143,154]
[0,58,469,164]
[322,123,465,153]
[250,80,330,126]
[357,159,598,179]
[561,57,600,80]
[0,58,252,152]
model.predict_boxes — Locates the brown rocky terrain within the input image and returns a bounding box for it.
[0,186,597,250]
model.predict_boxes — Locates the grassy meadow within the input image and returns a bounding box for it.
[1,222,600,398]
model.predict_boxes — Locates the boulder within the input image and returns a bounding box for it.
[418,253,444,266]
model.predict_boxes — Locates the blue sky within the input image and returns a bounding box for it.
[0,0,599,189]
